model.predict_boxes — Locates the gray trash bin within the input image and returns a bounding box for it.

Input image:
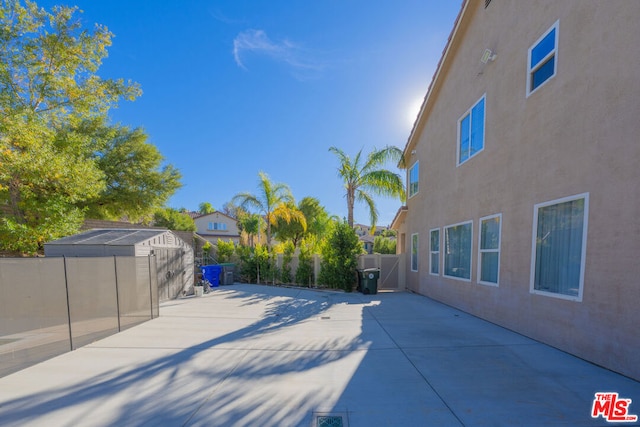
[220,263,235,285]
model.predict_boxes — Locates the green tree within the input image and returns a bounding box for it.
[319,219,363,292]
[329,146,405,231]
[237,213,262,247]
[86,125,181,221]
[152,208,196,231]
[198,202,215,214]
[273,196,331,248]
[280,241,295,283]
[373,235,396,254]
[0,1,140,253]
[295,239,315,287]
[232,171,305,247]
[216,239,235,263]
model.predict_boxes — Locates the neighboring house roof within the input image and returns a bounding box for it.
[403,0,469,158]
[193,211,237,222]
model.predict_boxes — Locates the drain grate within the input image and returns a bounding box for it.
[317,415,343,427]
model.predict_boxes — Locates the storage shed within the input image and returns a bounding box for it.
[45,229,194,300]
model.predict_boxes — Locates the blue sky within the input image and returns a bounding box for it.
[39,0,461,226]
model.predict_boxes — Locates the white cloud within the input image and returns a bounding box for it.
[233,29,323,77]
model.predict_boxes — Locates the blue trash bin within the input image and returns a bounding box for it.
[201,265,222,288]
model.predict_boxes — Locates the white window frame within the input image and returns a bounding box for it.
[429,228,440,276]
[529,193,589,302]
[456,94,486,166]
[478,213,501,286]
[526,21,558,97]
[411,233,419,272]
[208,222,227,231]
[408,161,419,198]
[443,220,473,282]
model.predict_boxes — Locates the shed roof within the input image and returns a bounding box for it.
[47,229,171,247]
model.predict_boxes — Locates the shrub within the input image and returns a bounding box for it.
[217,239,235,263]
[318,220,363,292]
[295,241,314,287]
[373,235,396,254]
[281,241,294,284]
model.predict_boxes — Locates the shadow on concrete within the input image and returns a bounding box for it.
[0,286,374,426]
[1,286,639,426]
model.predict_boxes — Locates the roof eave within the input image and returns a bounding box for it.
[402,0,471,159]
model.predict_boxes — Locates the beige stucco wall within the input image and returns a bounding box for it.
[405,0,640,380]
[194,212,241,245]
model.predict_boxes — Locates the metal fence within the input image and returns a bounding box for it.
[0,255,159,378]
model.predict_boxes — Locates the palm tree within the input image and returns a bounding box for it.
[329,146,405,230]
[232,171,306,247]
[238,213,262,247]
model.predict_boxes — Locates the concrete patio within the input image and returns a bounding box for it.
[0,284,638,426]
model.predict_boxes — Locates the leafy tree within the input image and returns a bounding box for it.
[373,235,396,254]
[280,241,295,283]
[236,243,273,284]
[85,125,181,221]
[152,208,196,231]
[318,219,363,292]
[273,196,331,248]
[232,171,305,247]
[295,239,315,287]
[0,1,177,253]
[198,202,215,214]
[221,201,244,219]
[216,239,234,263]
[329,146,405,231]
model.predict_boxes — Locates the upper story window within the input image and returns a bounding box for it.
[527,21,558,96]
[408,161,419,198]
[457,95,485,166]
[208,222,227,231]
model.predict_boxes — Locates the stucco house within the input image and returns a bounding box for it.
[193,211,241,245]
[393,0,640,380]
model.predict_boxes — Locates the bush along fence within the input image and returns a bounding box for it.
[225,249,404,291]
[0,255,159,378]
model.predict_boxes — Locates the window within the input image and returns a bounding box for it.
[530,193,588,301]
[527,21,558,96]
[208,222,227,231]
[478,214,501,285]
[411,233,419,272]
[429,228,440,275]
[457,95,485,165]
[444,221,472,281]
[408,162,419,198]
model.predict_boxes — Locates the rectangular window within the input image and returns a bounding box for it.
[408,162,419,198]
[429,228,440,275]
[530,193,588,301]
[457,95,485,165]
[444,221,472,281]
[411,233,419,272]
[478,214,501,285]
[527,21,558,96]
[208,222,227,231]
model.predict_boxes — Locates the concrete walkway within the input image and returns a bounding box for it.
[0,284,638,427]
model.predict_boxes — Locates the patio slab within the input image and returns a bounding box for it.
[0,284,638,426]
